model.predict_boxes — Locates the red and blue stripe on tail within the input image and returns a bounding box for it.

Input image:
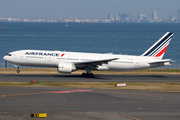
[142,32,174,59]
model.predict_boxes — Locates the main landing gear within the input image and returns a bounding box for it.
[82,67,94,77]
[82,72,94,77]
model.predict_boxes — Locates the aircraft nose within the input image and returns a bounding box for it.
[3,56,8,61]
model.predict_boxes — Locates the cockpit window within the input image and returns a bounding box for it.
[7,54,12,56]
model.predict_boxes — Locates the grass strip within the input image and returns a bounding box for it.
[1,81,180,92]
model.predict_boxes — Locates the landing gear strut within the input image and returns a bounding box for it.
[82,67,94,77]
[17,66,20,73]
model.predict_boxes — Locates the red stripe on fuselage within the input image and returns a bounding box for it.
[61,53,65,57]
[155,45,168,57]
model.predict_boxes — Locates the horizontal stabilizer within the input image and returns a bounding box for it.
[148,59,172,64]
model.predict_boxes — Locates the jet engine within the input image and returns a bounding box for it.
[57,62,76,73]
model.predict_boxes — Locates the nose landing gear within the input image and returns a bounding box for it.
[14,65,20,73]
[17,68,20,73]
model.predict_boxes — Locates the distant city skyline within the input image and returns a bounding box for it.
[1,9,180,23]
[1,10,179,23]
[108,10,180,22]
[0,0,180,20]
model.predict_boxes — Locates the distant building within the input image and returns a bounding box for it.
[152,11,158,20]
[108,14,112,20]
[114,14,121,21]
[7,17,13,22]
[118,14,121,20]
[169,15,173,21]
[111,17,114,21]
[131,14,135,21]
[122,13,129,21]
[138,14,146,20]
[0,17,6,22]
[178,10,180,22]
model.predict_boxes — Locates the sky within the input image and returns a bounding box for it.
[0,0,180,20]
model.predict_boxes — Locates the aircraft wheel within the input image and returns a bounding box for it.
[17,70,20,73]
[82,73,86,77]
[89,73,94,77]
[82,73,94,77]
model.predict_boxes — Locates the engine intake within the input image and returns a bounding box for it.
[57,62,76,73]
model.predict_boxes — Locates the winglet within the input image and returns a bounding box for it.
[142,32,174,59]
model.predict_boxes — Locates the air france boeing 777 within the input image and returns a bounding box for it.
[3,32,174,76]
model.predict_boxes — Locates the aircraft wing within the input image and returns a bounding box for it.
[74,58,118,66]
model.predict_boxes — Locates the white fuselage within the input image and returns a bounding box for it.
[3,50,166,72]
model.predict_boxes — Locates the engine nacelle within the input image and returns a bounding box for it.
[57,62,76,73]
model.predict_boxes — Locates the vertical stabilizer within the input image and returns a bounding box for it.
[142,32,173,59]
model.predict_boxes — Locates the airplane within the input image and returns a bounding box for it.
[3,32,174,77]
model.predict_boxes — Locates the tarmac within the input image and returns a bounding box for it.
[1,74,180,82]
[0,74,180,120]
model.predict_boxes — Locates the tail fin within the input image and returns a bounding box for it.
[142,32,174,59]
